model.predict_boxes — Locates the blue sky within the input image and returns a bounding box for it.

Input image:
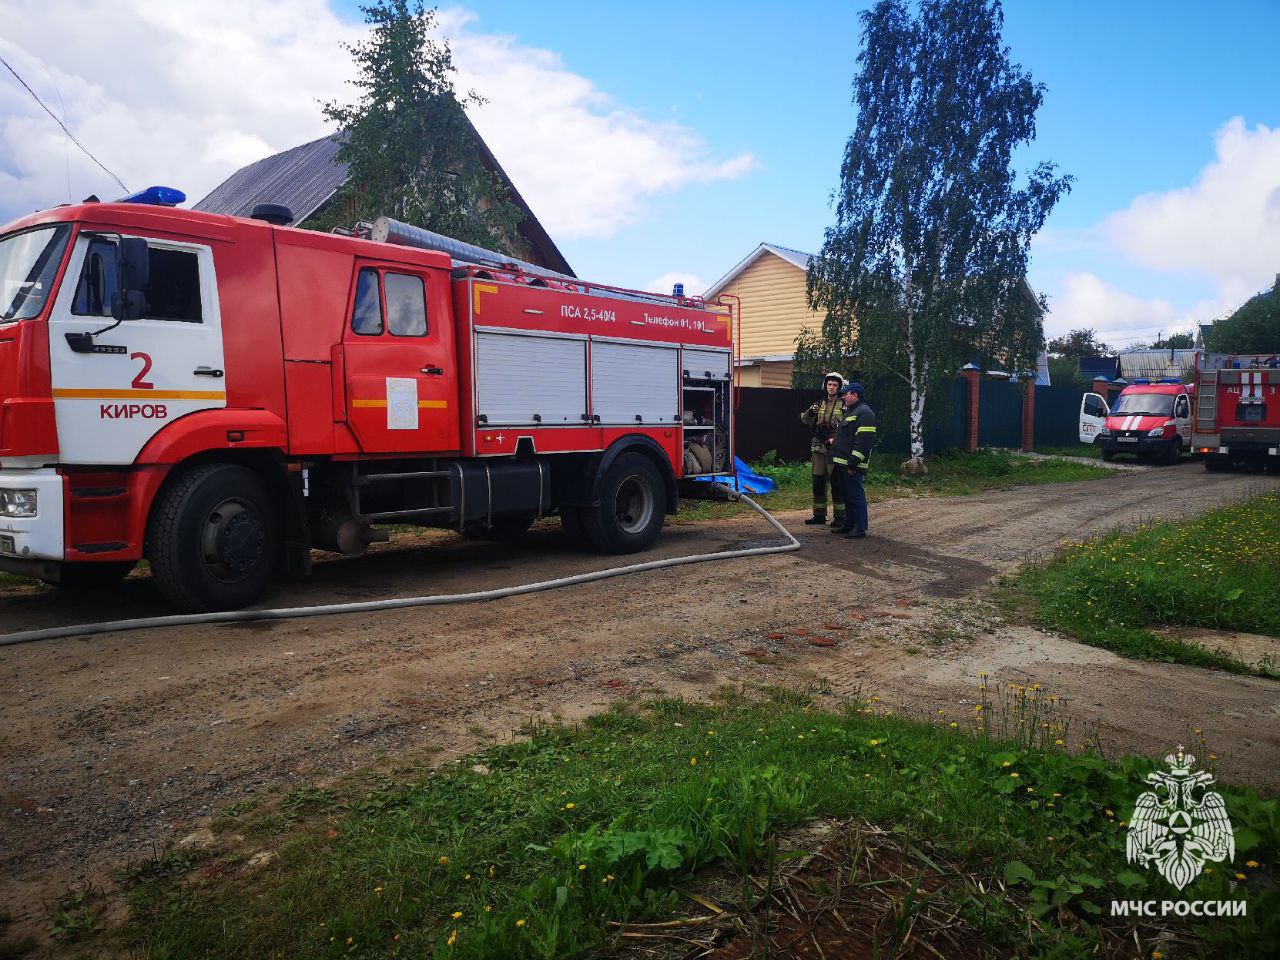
[419,0,1280,344]
[3,0,1278,346]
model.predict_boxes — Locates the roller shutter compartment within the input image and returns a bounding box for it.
[681,347,731,381]
[592,341,679,425]
[475,330,587,426]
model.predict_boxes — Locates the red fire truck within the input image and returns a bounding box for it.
[1190,353,1280,471]
[0,190,736,610]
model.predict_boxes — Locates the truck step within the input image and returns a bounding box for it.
[355,469,451,485]
[364,506,453,521]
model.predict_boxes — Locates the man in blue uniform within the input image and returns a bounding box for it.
[828,382,877,538]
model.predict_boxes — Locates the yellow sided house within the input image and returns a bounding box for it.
[706,242,842,388]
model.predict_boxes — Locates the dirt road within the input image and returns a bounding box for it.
[3,462,1278,938]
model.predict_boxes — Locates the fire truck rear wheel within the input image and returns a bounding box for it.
[582,452,665,554]
[147,463,280,612]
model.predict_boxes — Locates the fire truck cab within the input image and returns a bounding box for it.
[0,191,736,610]
[1078,379,1192,464]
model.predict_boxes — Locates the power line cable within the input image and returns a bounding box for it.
[0,52,128,193]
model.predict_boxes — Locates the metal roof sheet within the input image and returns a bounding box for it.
[193,134,347,223]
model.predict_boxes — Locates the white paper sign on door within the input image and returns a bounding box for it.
[386,377,419,430]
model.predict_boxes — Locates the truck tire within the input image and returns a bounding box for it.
[581,452,665,554]
[1100,449,1115,462]
[56,561,135,590]
[147,463,279,611]
[1164,439,1183,465]
[1204,457,1232,472]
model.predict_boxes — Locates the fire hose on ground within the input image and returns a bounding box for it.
[0,485,799,648]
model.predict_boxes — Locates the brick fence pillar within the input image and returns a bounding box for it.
[962,364,981,452]
[1022,381,1036,452]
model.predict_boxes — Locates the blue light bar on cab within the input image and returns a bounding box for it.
[120,186,186,207]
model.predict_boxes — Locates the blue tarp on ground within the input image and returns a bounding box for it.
[693,456,776,494]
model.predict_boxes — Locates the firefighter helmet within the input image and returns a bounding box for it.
[822,372,844,387]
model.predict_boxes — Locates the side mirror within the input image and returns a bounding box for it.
[111,238,149,321]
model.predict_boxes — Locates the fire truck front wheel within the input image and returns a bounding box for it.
[581,452,665,554]
[147,463,280,611]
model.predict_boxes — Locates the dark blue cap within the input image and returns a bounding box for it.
[840,382,864,396]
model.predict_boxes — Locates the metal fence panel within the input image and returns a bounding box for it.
[1034,384,1087,448]
[978,378,1022,448]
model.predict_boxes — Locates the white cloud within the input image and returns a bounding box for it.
[1047,272,1252,347]
[646,272,705,297]
[1041,117,1280,345]
[1101,117,1280,292]
[0,1,754,239]
[442,12,755,237]
[1048,273,1177,342]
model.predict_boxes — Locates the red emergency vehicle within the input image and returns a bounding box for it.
[0,190,736,610]
[1078,378,1192,464]
[1190,353,1280,471]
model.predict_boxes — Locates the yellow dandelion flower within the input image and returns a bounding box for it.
[451,911,463,920]
[1235,872,1247,881]
[516,919,526,928]
[690,757,698,766]
[1105,809,1114,817]
[447,929,457,947]
[565,802,575,809]
[1002,761,1011,767]
[1246,860,1259,868]
[1010,772,1019,778]
[578,863,586,871]
[439,855,450,866]
[949,722,958,728]
[483,905,492,913]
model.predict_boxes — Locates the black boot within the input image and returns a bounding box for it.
[804,512,827,526]
[831,514,846,528]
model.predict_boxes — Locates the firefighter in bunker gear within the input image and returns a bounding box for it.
[830,382,876,538]
[799,372,845,526]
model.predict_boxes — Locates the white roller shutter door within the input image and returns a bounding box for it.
[592,341,679,424]
[682,348,731,380]
[475,330,586,426]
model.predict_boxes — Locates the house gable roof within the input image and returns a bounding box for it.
[193,121,574,276]
[705,242,815,298]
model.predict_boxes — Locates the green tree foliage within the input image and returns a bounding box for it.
[1046,328,1112,360]
[1045,327,1113,389]
[1149,332,1194,350]
[316,0,521,250]
[807,0,1070,463]
[1206,284,1280,355]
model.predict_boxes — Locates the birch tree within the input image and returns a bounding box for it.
[318,1,521,249]
[807,0,1069,469]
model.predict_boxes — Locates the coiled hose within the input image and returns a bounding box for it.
[0,485,798,647]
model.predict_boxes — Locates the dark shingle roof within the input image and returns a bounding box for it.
[193,134,348,223]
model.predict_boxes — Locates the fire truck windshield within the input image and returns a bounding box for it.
[0,225,71,322]
[1110,393,1175,417]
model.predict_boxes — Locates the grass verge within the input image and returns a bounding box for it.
[1008,494,1280,675]
[111,690,1275,959]
[677,448,1111,522]
[1035,444,1102,459]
